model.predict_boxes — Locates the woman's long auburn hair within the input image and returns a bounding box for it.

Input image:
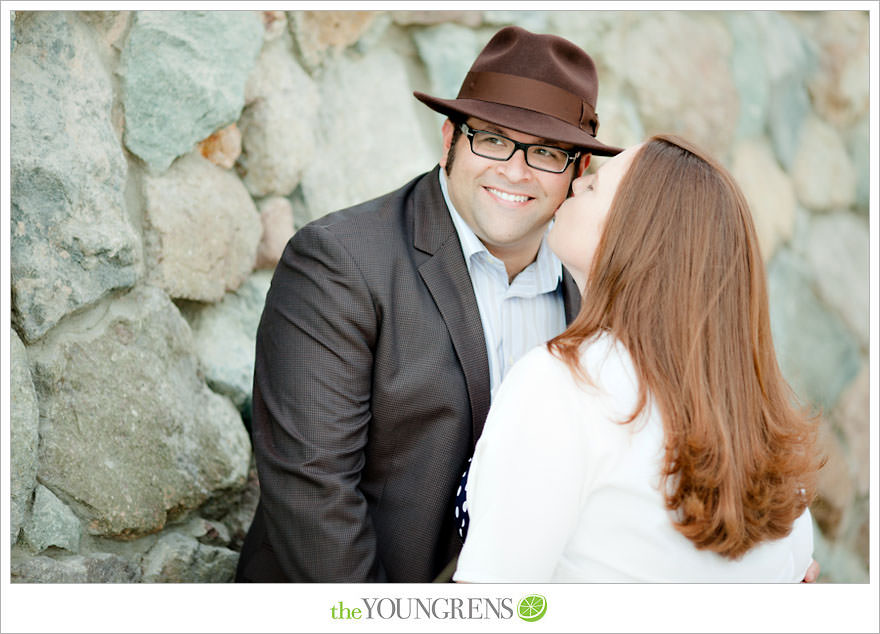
[548,134,823,559]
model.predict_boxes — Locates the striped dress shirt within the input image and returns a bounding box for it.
[439,169,567,400]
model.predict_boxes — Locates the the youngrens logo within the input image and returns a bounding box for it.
[517,594,548,622]
[329,597,512,621]
[329,595,547,621]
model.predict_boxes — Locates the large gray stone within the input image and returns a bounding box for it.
[413,23,485,103]
[545,10,624,57]
[802,11,870,128]
[11,552,143,584]
[752,11,816,84]
[78,11,131,44]
[604,12,737,159]
[260,10,287,41]
[767,249,861,412]
[120,10,264,172]
[813,422,855,539]
[184,270,273,411]
[238,37,319,197]
[483,10,549,32]
[143,152,262,302]
[754,11,817,170]
[725,12,770,141]
[21,485,82,554]
[300,44,437,220]
[255,196,295,270]
[287,10,377,71]
[179,515,232,547]
[30,285,252,538]
[288,186,312,232]
[391,10,483,28]
[10,11,140,343]
[351,11,393,56]
[833,364,870,497]
[791,115,857,212]
[10,9,17,52]
[729,138,796,262]
[141,532,239,582]
[805,210,869,346]
[811,517,869,583]
[10,329,39,545]
[846,114,870,215]
[767,77,811,171]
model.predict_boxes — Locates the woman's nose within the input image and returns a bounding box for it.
[571,175,588,195]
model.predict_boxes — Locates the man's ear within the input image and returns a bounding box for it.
[576,153,592,177]
[439,119,455,169]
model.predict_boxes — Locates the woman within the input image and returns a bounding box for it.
[453,134,823,582]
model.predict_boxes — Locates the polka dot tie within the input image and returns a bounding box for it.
[454,457,472,539]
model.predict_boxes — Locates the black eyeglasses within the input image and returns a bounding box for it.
[459,123,580,174]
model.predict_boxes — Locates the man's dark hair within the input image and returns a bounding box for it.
[444,117,465,176]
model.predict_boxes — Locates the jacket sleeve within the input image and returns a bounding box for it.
[250,221,385,581]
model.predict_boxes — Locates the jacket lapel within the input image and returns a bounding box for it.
[412,168,491,444]
[561,267,582,325]
[410,168,582,442]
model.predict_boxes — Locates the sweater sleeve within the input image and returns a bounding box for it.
[453,347,592,582]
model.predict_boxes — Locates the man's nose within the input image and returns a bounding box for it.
[497,147,531,181]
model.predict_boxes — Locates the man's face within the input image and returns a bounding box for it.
[439,117,579,269]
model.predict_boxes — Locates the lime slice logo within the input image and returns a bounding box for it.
[517,594,547,622]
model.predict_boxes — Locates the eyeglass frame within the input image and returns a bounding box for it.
[459,123,582,174]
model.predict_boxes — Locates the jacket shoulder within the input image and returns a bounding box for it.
[308,167,441,237]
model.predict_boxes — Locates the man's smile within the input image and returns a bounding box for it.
[484,186,534,205]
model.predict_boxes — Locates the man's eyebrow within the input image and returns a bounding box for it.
[482,123,512,136]
[481,122,568,148]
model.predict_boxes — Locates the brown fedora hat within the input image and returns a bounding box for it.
[414,26,623,156]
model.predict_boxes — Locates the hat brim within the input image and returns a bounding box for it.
[414,91,624,157]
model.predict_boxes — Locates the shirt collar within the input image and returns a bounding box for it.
[438,169,562,292]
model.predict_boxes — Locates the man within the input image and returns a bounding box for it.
[232,24,626,583]
[236,25,824,584]
[235,25,619,583]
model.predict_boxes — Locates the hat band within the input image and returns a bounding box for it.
[457,71,598,136]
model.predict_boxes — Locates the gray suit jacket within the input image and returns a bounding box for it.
[236,166,581,582]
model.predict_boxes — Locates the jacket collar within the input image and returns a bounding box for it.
[413,166,455,256]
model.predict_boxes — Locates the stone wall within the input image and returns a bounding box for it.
[8,10,870,582]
